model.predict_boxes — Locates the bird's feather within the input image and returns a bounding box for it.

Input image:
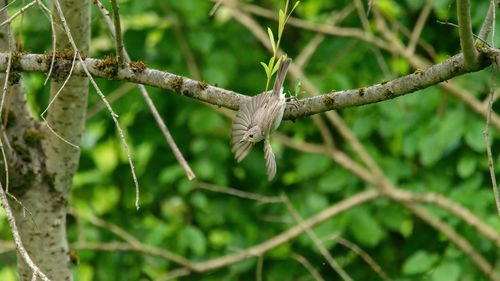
[230,57,291,180]
[264,137,276,181]
[230,92,269,160]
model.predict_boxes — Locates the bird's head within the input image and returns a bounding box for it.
[239,126,262,143]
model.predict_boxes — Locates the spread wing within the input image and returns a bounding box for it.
[231,92,269,162]
[264,136,276,181]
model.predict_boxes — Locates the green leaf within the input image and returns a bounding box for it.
[431,262,461,281]
[318,170,349,193]
[271,56,281,75]
[402,250,439,275]
[287,1,300,21]
[260,61,270,78]
[296,154,331,179]
[278,9,285,37]
[267,27,276,54]
[208,229,233,248]
[419,134,442,166]
[465,119,486,152]
[457,154,477,178]
[91,140,118,174]
[294,78,301,96]
[348,208,385,247]
[188,109,224,135]
[181,226,207,256]
[92,185,120,215]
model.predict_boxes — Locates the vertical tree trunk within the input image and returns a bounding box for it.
[4,0,90,280]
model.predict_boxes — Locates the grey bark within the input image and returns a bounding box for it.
[0,47,497,120]
[3,0,90,280]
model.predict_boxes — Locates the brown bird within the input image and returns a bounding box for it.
[230,57,291,181]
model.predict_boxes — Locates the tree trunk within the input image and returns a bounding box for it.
[4,0,90,280]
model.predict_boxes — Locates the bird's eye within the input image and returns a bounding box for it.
[249,134,254,138]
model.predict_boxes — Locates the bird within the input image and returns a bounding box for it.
[230,57,291,181]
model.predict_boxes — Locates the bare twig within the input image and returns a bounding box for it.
[0,180,51,281]
[0,0,35,28]
[291,253,325,281]
[295,4,355,69]
[40,51,79,148]
[86,83,136,119]
[407,204,500,281]
[110,0,124,66]
[256,255,263,281]
[389,190,500,247]
[35,0,57,85]
[157,268,191,281]
[96,0,196,180]
[281,193,353,281]
[71,209,192,267]
[407,0,431,55]
[483,1,500,217]
[196,182,282,204]
[457,0,480,68]
[53,0,141,209]
[216,0,391,51]
[166,6,201,80]
[322,234,392,281]
[191,190,380,272]
[478,0,499,41]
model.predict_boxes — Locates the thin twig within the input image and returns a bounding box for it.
[196,182,282,203]
[0,180,51,281]
[295,4,354,69]
[86,83,135,119]
[71,209,192,267]
[53,0,141,209]
[191,190,379,272]
[407,0,431,55]
[256,255,263,281]
[110,0,124,66]
[96,0,196,180]
[457,0,480,68]
[35,0,57,85]
[40,51,79,148]
[0,0,35,28]
[0,0,19,15]
[281,193,353,281]
[157,268,191,281]
[483,0,500,217]
[322,234,392,281]
[291,253,325,281]
[406,204,500,281]
[478,0,499,41]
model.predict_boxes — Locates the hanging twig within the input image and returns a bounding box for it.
[95,0,196,180]
[52,0,141,209]
[110,0,124,66]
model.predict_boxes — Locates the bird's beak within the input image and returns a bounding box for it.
[239,138,245,143]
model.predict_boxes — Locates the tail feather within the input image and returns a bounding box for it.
[264,137,276,181]
[272,58,291,96]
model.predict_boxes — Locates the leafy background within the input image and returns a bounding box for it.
[1,0,500,280]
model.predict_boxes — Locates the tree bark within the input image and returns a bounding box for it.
[4,0,90,280]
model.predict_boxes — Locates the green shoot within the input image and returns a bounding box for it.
[259,0,299,92]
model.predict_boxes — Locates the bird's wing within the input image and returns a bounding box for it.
[231,92,269,161]
[264,136,276,181]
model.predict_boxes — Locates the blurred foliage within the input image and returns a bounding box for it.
[0,0,500,280]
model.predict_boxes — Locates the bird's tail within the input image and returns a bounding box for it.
[272,57,291,97]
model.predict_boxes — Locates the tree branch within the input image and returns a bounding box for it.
[478,0,499,41]
[0,49,497,120]
[110,0,124,66]
[457,0,480,68]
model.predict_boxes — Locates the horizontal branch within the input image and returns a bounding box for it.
[1,49,497,120]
